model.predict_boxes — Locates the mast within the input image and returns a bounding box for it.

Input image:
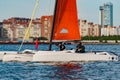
[49,0,58,50]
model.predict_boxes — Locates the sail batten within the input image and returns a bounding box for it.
[53,0,81,40]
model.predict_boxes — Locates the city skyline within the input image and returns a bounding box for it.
[0,0,120,26]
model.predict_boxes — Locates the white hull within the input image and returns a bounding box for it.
[3,53,33,62]
[32,50,118,62]
[2,50,118,62]
[2,50,35,62]
[0,51,18,60]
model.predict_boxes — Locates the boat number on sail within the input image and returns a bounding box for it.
[60,28,68,34]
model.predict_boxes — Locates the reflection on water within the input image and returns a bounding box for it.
[23,63,85,80]
[52,63,86,80]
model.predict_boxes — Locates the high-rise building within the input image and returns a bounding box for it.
[100,2,113,27]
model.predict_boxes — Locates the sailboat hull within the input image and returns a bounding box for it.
[0,51,18,61]
[2,53,33,62]
[32,50,118,62]
[2,50,118,62]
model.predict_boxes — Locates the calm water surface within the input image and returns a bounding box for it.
[0,44,120,80]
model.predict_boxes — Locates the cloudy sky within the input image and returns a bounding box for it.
[0,0,119,26]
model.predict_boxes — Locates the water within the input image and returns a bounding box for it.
[0,44,120,80]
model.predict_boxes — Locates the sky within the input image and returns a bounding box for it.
[0,0,120,26]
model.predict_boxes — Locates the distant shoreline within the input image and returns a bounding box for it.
[0,41,49,44]
[0,41,120,45]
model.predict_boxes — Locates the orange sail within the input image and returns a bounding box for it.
[52,0,81,40]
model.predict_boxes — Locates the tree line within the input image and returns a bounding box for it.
[82,35,120,40]
[32,35,120,42]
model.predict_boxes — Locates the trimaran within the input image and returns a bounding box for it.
[0,0,118,63]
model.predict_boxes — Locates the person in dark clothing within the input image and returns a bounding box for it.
[75,42,85,53]
[55,42,66,51]
[59,43,66,51]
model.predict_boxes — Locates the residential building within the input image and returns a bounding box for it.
[30,22,41,38]
[41,16,53,41]
[116,26,120,35]
[2,17,41,41]
[88,22,94,36]
[2,21,13,40]
[101,26,117,36]
[92,24,100,36]
[79,20,100,37]
[101,27,108,36]
[79,20,88,37]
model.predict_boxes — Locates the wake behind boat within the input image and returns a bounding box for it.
[1,0,119,63]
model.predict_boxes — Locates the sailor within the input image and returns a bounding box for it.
[56,42,66,51]
[75,42,85,53]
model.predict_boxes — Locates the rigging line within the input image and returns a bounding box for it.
[18,0,40,52]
